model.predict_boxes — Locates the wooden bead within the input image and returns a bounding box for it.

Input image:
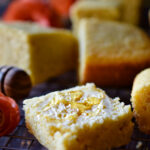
[0,66,13,93]
[0,66,32,100]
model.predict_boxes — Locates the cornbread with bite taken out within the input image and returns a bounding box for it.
[0,22,78,85]
[131,68,150,134]
[71,0,142,33]
[23,83,133,150]
[78,19,150,86]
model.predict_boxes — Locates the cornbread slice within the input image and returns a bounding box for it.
[131,68,150,134]
[70,0,121,33]
[0,22,78,85]
[23,83,133,150]
[122,0,142,25]
[78,19,150,86]
[70,0,142,33]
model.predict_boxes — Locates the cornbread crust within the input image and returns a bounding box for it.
[0,22,78,85]
[24,83,133,150]
[78,19,150,86]
[82,62,150,87]
[131,68,150,134]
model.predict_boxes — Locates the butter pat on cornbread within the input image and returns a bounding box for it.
[78,19,150,86]
[24,83,133,150]
[131,68,150,134]
[0,22,78,85]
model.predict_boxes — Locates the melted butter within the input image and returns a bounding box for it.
[67,90,83,101]
[71,97,103,114]
[66,114,78,123]
[43,89,106,122]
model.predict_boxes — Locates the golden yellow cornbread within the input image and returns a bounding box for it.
[131,68,150,134]
[23,83,133,150]
[71,0,121,33]
[78,19,150,86]
[70,0,142,33]
[0,22,78,85]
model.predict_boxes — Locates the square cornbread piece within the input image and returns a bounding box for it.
[78,19,150,86]
[131,68,150,134]
[24,83,133,150]
[0,22,78,85]
[70,0,142,33]
[122,0,142,25]
[71,0,121,33]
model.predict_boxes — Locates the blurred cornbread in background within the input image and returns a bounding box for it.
[0,0,149,88]
[71,0,121,33]
[78,19,150,87]
[131,68,150,134]
[70,0,142,33]
[0,22,78,85]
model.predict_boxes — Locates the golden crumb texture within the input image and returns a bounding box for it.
[78,19,150,86]
[24,83,133,150]
[131,68,150,134]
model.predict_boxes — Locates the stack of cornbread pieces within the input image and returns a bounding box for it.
[1,0,150,149]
